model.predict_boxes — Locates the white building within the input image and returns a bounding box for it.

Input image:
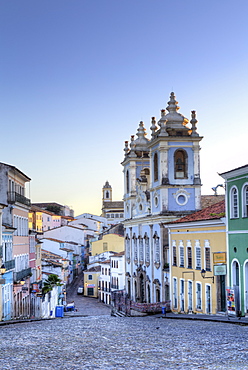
[122,93,203,313]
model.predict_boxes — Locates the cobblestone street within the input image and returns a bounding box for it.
[1,314,248,370]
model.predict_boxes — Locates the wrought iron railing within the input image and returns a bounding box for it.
[5,259,15,271]
[7,192,31,207]
[14,267,32,282]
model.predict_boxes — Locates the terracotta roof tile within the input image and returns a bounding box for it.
[171,200,225,224]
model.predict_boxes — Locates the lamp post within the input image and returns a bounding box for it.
[201,269,214,283]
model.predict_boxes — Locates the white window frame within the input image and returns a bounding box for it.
[204,240,211,271]
[195,240,201,270]
[205,284,212,314]
[196,282,202,310]
[188,280,193,312]
[173,277,178,309]
[230,185,239,219]
[179,240,184,267]
[242,182,248,218]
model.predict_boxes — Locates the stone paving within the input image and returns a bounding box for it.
[1,314,248,369]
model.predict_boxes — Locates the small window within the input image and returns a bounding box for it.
[205,246,211,271]
[88,275,93,280]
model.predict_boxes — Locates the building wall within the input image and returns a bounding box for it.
[84,271,100,298]
[91,234,124,256]
[169,222,226,314]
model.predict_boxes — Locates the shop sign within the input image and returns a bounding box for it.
[87,284,95,288]
[214,264,227,276]
[36,293,43,297]
[213,252,226,264]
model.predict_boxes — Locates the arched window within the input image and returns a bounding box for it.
[242,184,248,217]
[106,191,109,199]
[174,149,188,179]
[126,170,130,193]
[153,152,158,182]
[230,186,238,218]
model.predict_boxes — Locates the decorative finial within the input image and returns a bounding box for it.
[129,135,137,157]
[166,92,180,113]
[150,117,157,138]
[190,110,199,136]
[124,141,129,156]
[136,121,147,141]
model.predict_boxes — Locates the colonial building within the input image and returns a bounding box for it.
[220,164,248,316]
[101,181,124,226]
[122,93,203,313]
[167,200,226,315]
[0,162,31,319]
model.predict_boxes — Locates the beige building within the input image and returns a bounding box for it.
[101,181,124,226]
[167,200,226,315]
[84,266,101,298]
[91,232,124,257]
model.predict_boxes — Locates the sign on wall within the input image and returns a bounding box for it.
[213,252,226,264]
[214,264,227,276]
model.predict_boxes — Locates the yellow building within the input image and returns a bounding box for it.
[91,232,124,256]
[84,266,101,298]
[167,200,227,315]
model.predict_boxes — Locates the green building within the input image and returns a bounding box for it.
[220,164,248,316]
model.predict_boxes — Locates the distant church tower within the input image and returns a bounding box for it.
[102,180,112,203]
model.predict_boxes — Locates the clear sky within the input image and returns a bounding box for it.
[1,1,248,216]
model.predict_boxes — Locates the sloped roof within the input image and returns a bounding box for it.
[103,201,124,209]
[170,200,225,224]
[201,195,225,209]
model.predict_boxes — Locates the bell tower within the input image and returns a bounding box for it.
[102,181,112,203]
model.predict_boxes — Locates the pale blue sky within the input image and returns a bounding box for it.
[1,1,248,215]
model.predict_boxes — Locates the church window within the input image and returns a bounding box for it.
[154,235,160,263]
[154,152,158,182]
[126,170,130,193]
[145,235,150,263]
[139,237,144,262]
[106,191,109,199]
[126,236,130,261]
[230,186,238,218]
[174,150,188,179]
[133,236,138,261]
[242,183,248,217]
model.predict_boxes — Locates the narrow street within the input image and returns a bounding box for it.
[65,272,111,316]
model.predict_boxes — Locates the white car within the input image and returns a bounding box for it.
[77,287,84,295]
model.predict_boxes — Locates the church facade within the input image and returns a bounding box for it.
[122,92,203,311]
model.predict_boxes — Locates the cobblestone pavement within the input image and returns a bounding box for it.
[1,315,248,370]
[65,272,111,316]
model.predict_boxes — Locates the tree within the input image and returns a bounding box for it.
[42,274,63,294]
[45,205,62,215]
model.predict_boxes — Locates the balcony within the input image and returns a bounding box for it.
[5,259,15,271]
[7,192,31,207]
[14,267,32,282]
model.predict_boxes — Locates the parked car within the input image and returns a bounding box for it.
[77,287,84,295]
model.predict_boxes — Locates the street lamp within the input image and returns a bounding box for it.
[0,264,6,275]
[201,269,214,283]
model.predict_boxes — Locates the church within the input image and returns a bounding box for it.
[122,92,203,312]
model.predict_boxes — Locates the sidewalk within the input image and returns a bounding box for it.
[155,311,248,326]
